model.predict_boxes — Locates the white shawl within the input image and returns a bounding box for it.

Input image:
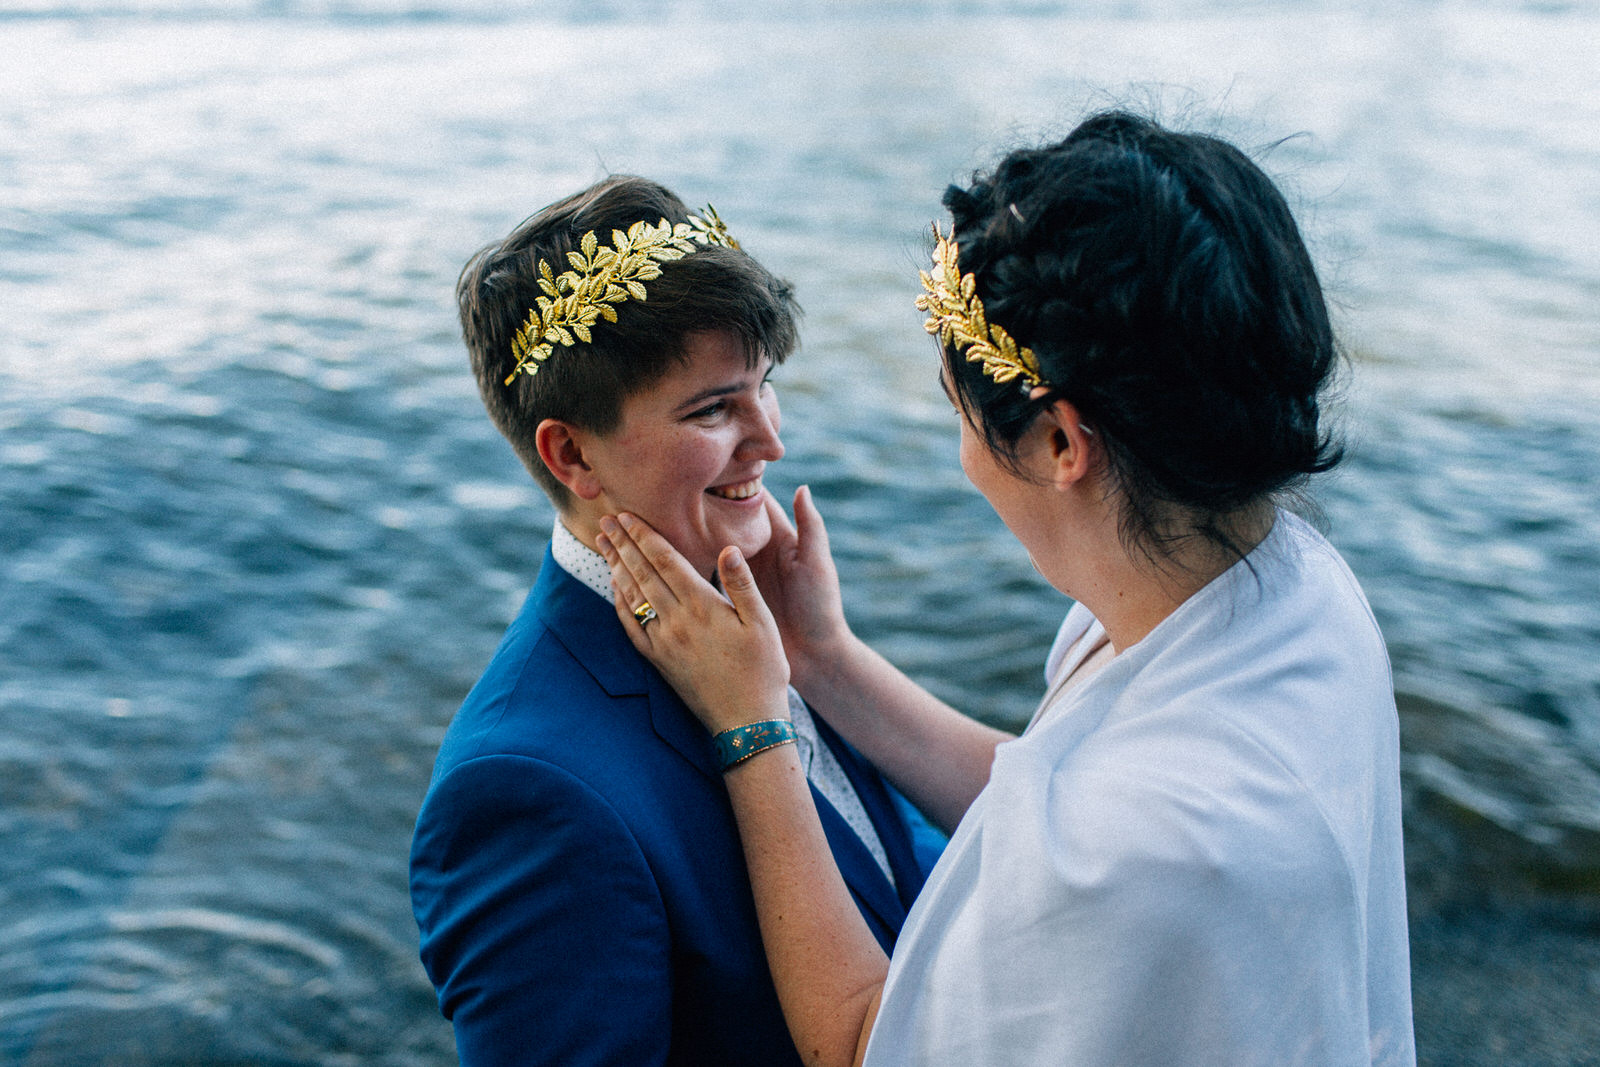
[865,512,1414,1066]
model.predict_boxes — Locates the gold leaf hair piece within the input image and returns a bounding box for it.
[504,206,742,385]
[915,223,1045,391]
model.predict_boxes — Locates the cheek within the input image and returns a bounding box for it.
[656,442,725,508]
[957,420,983,484]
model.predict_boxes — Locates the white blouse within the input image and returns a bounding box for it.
[864,511,1414,1066]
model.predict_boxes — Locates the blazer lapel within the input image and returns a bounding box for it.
[534,548,924,897]
[813,713,929,911]
[645,669,720,779]
[535,549,646,696]
[808,783,907,946]
[535,547,718,779]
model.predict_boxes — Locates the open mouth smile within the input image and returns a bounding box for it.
[707,477,762,501]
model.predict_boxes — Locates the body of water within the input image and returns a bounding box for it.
[4,1,1598,1063]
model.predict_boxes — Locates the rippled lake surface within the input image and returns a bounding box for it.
[4,1,1598,1063]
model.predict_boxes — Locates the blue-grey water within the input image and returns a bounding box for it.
[3,1,1598,1064]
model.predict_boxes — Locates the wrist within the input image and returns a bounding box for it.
[713,719,796,771]
[789,623,857,690]
[790,626,862,691]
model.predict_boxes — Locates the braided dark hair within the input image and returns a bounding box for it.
[940,111,1342,560]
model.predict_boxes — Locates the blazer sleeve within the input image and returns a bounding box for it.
[410,753,670,1067]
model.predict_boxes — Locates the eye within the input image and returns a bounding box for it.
[688,399,728,420]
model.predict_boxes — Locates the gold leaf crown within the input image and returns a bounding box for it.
[504,206,741,385]
[915,223,1044,390]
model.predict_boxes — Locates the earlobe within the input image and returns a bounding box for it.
[535,419,604,500]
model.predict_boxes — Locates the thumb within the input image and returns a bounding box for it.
[718,546,772,624]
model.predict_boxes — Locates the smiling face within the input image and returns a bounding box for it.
[577,330,783,577]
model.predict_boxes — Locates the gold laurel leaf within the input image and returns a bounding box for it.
[503,208,744,383]
[915,224,1043,390]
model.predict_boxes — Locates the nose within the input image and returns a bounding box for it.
[737,392,784,462]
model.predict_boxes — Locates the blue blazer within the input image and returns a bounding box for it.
[411,548,929,1066]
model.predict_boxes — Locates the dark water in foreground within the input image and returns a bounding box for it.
[4,2,1599,1063]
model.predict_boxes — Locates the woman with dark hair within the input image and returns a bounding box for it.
[598,113,1415,1066]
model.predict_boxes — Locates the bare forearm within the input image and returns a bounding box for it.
[793,633,1011,834]
[725,746,887,1067]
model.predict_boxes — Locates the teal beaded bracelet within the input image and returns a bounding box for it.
[713,719,797,772]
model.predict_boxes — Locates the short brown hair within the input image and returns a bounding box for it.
[457,175,800,506]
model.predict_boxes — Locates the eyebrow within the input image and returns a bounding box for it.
[672,359,773,415]
[673,382,744,414]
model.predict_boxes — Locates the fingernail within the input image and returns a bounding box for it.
[618,513,638,530]
[595,533,612,555]
[726,547,744,568]
[600,516,619,536]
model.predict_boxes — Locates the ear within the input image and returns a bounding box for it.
[535,418,604,501]
[1035,394,1096,490]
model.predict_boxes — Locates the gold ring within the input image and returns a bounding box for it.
[632,602,658,627]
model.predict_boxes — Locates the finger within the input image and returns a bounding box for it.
[718,546,777,631]
[793,485,833,560]
[600,514,683,611]
[760,487,798,548]
[614,512,714,604]
[597,533,649,614]
[594,534,656,647]
[609,578,656,653]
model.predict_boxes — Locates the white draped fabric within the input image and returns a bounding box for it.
[865,511,1414,1067]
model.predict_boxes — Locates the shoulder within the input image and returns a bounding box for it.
[1255,511,1388,660]
[992,692,1379,945]
[1043,601,1100,685]
[420,750,635,831]
[431,598,653,774]
[413,752,656,891]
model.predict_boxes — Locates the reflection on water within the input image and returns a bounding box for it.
[3,1,1599,1064]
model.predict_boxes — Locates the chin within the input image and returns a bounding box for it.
[736,516,775,558]
[699,520,772,575]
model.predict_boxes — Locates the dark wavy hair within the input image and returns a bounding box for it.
[939,111,1342,563]
[458,175,800,507]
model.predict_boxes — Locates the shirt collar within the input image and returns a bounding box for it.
[550,521,615,604]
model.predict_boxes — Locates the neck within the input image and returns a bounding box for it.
[557,504,720,581]
[559,508,605,556]
[1063,502,1275,653]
